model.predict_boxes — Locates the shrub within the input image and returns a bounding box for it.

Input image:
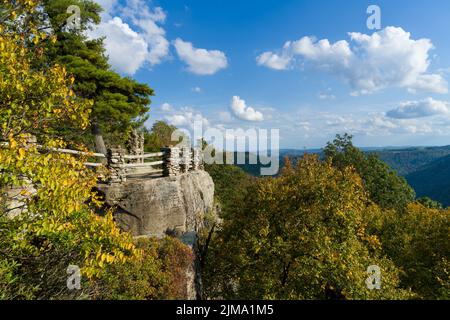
[97,237,195,300]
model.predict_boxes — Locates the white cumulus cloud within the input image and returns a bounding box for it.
[95,0,118,18]
[90,0,169,75]
[173,38,228,75]
[257,27,448,95]
[230,96,264,122]
[89,17,148,75]
[165,107,210,129]
[386,98,450,119]
[120,1,169,66]
[160,103,172,112]
[256,51,291,70]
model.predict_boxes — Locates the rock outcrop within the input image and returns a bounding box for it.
[97,170,214,300]
[97,170,215,238]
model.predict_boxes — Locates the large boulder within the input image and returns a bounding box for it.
[97,170,215,238]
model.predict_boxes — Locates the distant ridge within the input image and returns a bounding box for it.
[373,145,450,176]
[232,146,450,206]
[406,154,450,207]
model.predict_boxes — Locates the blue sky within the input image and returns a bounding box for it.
[91,0,450,149]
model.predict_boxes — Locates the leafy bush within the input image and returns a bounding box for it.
[97,237,195,300]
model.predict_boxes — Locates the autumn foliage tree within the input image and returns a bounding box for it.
[96,237,195,300]
[0,1,197,300]
[0,0,141,299]
[365,203,450,299]
[324,134,415,211]
[203,155,411,300]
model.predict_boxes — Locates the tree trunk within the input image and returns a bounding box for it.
[92,124,107,156]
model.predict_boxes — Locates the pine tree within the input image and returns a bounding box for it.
[41,0,154,151]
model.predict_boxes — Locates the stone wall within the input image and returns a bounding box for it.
[126,129,145,164]
[4,179,36,219]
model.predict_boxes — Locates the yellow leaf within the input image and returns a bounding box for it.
[18,148,26,160]
[10,139,17,149]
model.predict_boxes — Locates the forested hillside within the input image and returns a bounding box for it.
[374,146,450,176]
[406,154,450,207]
[202,137,450,300]
[236,145,450,208]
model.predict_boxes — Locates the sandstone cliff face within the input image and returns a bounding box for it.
[97,170,215,238]
[97,170,215,300]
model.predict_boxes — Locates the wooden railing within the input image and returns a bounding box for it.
[48,147,106,168]
[1,141,204,183]
[108,147,165,182]
[107,146,203,183]
[0,141,106,168]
